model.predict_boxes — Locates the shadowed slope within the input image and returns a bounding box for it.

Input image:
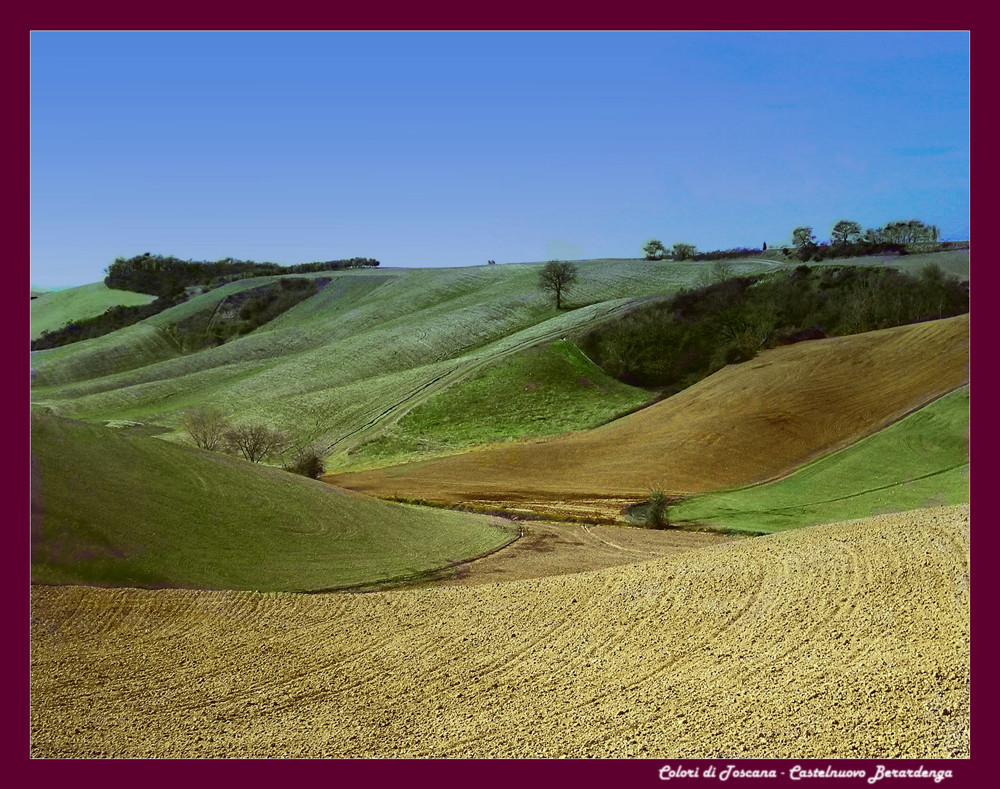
[30,283,157,340]
[31,414,515,591]
[327,314,968,517]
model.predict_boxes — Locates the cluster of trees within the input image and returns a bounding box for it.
[105,253,379,298]
[642,240,698,261]
[180,406,325,478]
[580,263,968,392]
[786,219,943,262]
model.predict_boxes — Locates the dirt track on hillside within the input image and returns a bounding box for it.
[30,504,969,758]
[327,315,969,520]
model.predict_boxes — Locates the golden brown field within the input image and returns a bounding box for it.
[30,504,969,758]
[327,315,968,521]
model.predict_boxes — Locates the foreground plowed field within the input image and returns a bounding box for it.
[30,505,969,758]
[328,315,969,520]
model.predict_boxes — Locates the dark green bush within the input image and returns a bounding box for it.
[645,489,669,529]
[285,449,326,479]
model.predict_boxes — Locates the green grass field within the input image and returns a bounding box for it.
[31,413,517,591]
[342,340,653,470]
[666,386,969,533]
[31,283,157,340]
[30,260,737,457]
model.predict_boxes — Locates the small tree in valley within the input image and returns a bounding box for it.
[181,406,231,451]
[224,423,287,463]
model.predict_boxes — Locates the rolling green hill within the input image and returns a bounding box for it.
[343,339,653,470]
[30,413,516,591]
[31,260,761,458]
[665,386,969,533]
[31,283,157,340]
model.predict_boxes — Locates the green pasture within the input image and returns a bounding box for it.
[29,260,718,454]
[342,339,653,470]
[667,387,970,533]
[31,282,157,340]
[30,414,516,591]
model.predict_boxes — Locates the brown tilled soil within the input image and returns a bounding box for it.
[327,315,969,519]
[30,504,969,759]
[405,521,733,588]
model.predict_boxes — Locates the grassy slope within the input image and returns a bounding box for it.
[31,414,515,591]
[31,283,157,340]
[343,340,652,470]
[328,314,969,507]
[30,261,741,455]
[806,250,970,281]
[668,387,969,532]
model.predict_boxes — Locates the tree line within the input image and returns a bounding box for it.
[641,218,954,263]
[786,219,943,261]
[580,262,968,393]
[105,253,380,298]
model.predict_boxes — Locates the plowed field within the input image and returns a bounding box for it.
[327,315,969,521]
[30,504,969,758]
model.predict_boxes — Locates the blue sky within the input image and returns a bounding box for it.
[30,31,970,287]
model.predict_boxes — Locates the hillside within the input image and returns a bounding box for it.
[31,282,157,340]
[667,387,969,532]
[31,252,967,469]
[328,314,969,521]
[29,260,768,455]
[30,413,515,591]
[30,504,969,758]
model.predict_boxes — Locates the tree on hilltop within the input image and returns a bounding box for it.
[792,226,816,248]
[642,239,668,260]
[671,243,697,261]
[830,220,863,244]
[538,261,579,310]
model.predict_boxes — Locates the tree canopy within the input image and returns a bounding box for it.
[642,239,668,260]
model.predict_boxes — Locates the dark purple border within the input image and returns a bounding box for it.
[18,7,985,787]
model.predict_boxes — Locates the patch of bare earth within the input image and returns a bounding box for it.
[30,505,969,759]
[406,521,731,588]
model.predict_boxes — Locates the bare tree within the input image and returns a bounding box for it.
[224,423,287,463]
[538,261,579,310]
[792,226,816,248]
[181,406,231,451]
